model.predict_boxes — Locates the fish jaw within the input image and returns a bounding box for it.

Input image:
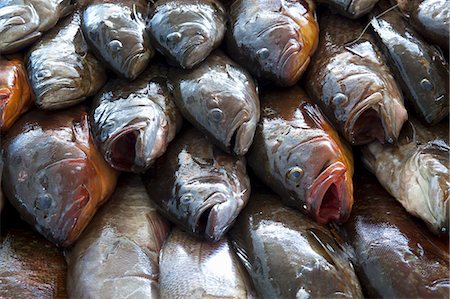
[179,38,212,69]
[226,108,256,156]
[122,48,152,81]
[306,161,352,224]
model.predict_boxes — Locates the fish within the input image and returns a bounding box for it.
[169,50,260,156]
[226,0,319,86]
[0,55,33,132]
[148,0,226,69]
[305,11,408,145]
[90,64,183,173]
[26,11,106,110]
[392,0,449,51]
[2,105,119,247]
[247,86,354,224]
[159,228,256,298]
[340,171,450,298]
[361,117,449,236]
[370,0,449,125]
[81,0,154,80]
[316,0,380,19]
[65,175,171,298]
[0,0,73,54]
[229,186,363,298]
[0,150,3,214]
[142,127,251,242]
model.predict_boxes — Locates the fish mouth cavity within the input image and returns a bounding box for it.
[306,161,348,224]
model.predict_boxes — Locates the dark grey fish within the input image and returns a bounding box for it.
[159,228,256,298]
[65,175,171,298]
[229,186,363,298]
[142,128,251,242]
[26,11,106,110]
[90,65,183,173]
[82,0,153,80]
[169,50,260,156]
[0,0,73,54]
[370,0,449,124]
[317,0,380,18]
[148,0,226,69]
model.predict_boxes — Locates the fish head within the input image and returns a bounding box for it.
[150,3,225,69]
[179,72,259,155]
[338,0,379,18]
[173,147,248,241]
[83,4,152,80]
[276,128,352,223]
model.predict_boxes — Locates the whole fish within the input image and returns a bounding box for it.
[2,106,119,247]
[159,228,255,298]
[305,11,408,145]
[148,0,226,69]
[142,128,251,242]
[0,55,33,132]
[230,186,363,298]
[169,50,260,156]
[0,226,67,298]
[82,0,154,80]
[248,86,354,224]
[370,1,449,125]
[0,0,73,54]
[26,11,106,110]
[392,0,449,51]
[91,65,183,173]
[226,0,319,86]
[65,175,170,298]
[316,0,380,19]
[340,171,450,298]
[362,118,449,236]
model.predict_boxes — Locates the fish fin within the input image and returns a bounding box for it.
[302,102,335,131]
[72,112,90,148]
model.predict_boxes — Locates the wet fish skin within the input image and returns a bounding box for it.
[65,175,170,299]
[81,0,154,80]
[230,186,363,298]
[340,171,450,298]
[370,1,449,125]
[2,106,119,247]
[91,64,183,173]
[169,50,260,156]
[148,0,226,69]
[305,11,408,145]
[248,86,354,224]
[160,228,255,298]
[226,0,319,86]
[317,0,380,19]
[0,55,33,132]
[0,0,74,54]
[142,128,251,242]
[362,118,449,236]
[26,11,106,110]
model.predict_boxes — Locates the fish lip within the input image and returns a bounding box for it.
[122,47,151,80]
[179,36,210,69]
[306,161,350,224]
[226,109,251,155]
[277,41,309,86]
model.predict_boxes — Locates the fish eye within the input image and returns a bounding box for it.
[208,108,224,123]
[180,193,194,203]
[256,48,270,60]
[109,40,123,52]
[166,32,182,46]
[420,79,434,91]
[332,93,348,105]
[287,167,304,181]
[35,193,53,210]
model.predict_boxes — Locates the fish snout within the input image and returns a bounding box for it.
[232,115,257,156]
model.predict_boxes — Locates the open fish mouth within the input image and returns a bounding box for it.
[306,161,350,224]
[226,109,252,155]
[122,47,151,80]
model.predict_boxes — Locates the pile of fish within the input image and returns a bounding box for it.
[0,0,448,298]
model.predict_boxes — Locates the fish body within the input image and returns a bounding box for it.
[2,106,118,247]
[82,0,153,80]
[0,55,33,132]
[226,0,319,86]
[305,11,408,145]
[159,228,255,298]
[248,86,354,224]
[341,172,450,298]
[362,118,449,236]
[65,175,170,298]
[230,187,363,298]
[0,0,73,53]
[148,0,226,69]
[169,51,259,156]
[370,1,449,124]
[27,11,106,110]
[142,128,250,242]
[317,0,380,18]
[91,65,182,173]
